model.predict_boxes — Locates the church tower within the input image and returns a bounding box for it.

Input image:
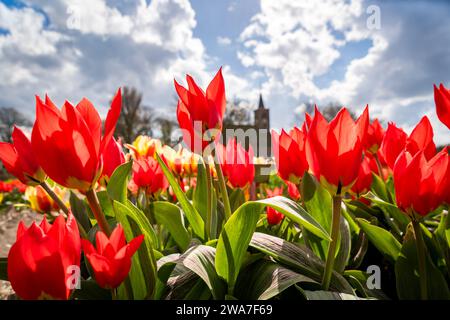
[254,94,270,130]
[253,94,271,156]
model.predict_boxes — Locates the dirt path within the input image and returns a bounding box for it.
[0,207,42,299]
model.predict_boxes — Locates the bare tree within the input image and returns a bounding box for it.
[115,86,154,144]
[223,98,251,126]
[155,117,177,145]
[0,107,32,143]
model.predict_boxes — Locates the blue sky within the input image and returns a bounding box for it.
[0,0,449,145]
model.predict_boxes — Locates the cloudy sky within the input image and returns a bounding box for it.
[0,0,449,145]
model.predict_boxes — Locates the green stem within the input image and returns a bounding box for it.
[40,181,88,239]
[445,207,450,230]
[85,188,111,236]
[374,153,392,202]
[123,276,134,300]
[373,153,384,179]
[321,194,342,291]
[412,218,428,300]
[204,159,213,241]
[213,158,232,221]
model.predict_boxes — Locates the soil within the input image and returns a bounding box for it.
[0,207,42,300]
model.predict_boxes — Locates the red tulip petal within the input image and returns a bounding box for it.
[101,88,122,153]
[206,67,226,118]
[77,98,102,155]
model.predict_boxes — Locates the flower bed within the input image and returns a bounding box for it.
[0,70,449,300]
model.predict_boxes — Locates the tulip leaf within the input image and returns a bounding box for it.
[69,191,93,230]
[0,257,7,281]
[153,201,191,251]
[193,161,207,221]
[257,196,331,240]
[229,188,245,213]
[301,172,333,260]
[156,153,205,239]
[179,245,226,300]
[365,192,409,232]
[248,232,354,294]
[96,190,115,217]
[334,216,352,273]
[301,290,365,300]
[371,173,389,201]
[234,260,317,300]
[72,280,111,300]
[113,200,157,300]
[395,224,450,300]
[215,196,330,293]
[107,161,132,204]
[356,218,401,262]
[446,229,450,248]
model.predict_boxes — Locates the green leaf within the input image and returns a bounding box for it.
[371,173,389,201]
[235,260,317,300]
[334,216,352,273]
[107,161,132,203]
[258,196,330,240]
[356,218,401,262]
[446,229,450,248]
[301,172,332,232]
[193,160,207,221]
[96,190,114,217]
[153,201,191,251]
[395,224,450,300]
[69,191,92,231]
[0,257,7,281]
[124,200,158,246]
[301,290,366,300]
[179,245,226,299]
[229,188,245,213]
[215,196,330,292]
[301,172,334,260]
[114,200,157,299]
[249,232,354,294]
[72,280,111,300]
[156,153,205,238]
[366,192,409,232]
[343,270,389,300]
[164,264,202,299]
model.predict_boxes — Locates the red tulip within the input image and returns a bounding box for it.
[99,137,125,185]
[305,106,369,194]
[7,212,81,300]
[272,127,308,184]
[434,83,450,129]
[394,149,448,216]
[285,180,300,201]
[31,89,121,191]
[350,156,373,196]
[365,119,384,154]
[380,117,436,170]
[405,116,436,159]
[379,123,408,170]
[81,225,144,289]
[0,126,46,185]
[216,138,254,188]
[175,68,226,154]
[130,156,169,196]
[266,187,284,225]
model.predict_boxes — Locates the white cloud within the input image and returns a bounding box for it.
[217,36,232,46]
[0,0,233,125]
[237,0,450,145]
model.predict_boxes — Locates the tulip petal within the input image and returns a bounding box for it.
[101,88,122,153]
[77,98,102,155]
